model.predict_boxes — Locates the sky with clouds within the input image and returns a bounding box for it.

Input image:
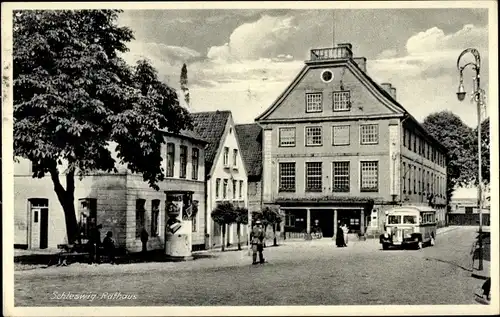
[117,7,490,128]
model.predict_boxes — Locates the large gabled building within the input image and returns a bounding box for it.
[255,43,448,239]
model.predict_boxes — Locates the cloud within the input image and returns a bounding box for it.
[207,14,299,61]
[367,24,489,128]
[124,41,202,65]
[406,24,488,54]
[370,24,488,80]
[377,49,398,59]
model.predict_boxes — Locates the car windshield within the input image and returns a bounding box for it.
[387,215,401,224]
[403,215,417,224]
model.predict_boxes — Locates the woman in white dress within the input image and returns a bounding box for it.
[341,223,349,246]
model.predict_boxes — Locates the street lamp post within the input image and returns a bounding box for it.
[456,48,485,271]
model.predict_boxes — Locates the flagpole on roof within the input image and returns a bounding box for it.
[332,9,335,47]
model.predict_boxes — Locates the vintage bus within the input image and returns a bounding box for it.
[379,205,437,250]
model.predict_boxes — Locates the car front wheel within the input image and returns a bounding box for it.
[382,243,389,250]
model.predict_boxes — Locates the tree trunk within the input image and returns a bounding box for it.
[273,223,278,246]
[237,223,241,250]
[50,166,78,245]
[221,224,226,252]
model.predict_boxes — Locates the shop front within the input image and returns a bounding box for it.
[278,199,374,239]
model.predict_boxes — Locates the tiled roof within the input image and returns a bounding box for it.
[235,123,262,179]
[159,128,206,144]
[190,110,231,174]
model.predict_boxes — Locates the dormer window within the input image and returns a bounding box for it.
[333,91,350,111]
[306,93,322,113]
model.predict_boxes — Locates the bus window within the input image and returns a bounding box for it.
[388,215,401,224]
[403,215,417,224]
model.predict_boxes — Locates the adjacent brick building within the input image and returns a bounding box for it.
[14,130,207,251]
[255,43,448,239]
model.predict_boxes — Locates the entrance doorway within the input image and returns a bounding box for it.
[29,199,49,249]
[310,210,334,237]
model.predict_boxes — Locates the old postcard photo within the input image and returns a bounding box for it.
[2,1,498,316]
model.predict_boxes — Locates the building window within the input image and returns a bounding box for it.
[191,148,199,180]
[408,164,412,194]
[279,127,296,147]
[223,179,228,199]
[426,171,430,193]
[413,134,417,152]
[360,124,378,144]
[215,178,221,199]
[413,166,416,193]
[135,199,146,239]
[279,162,296,192]
[417,136,420,154]
[360,161,378,192]
[333,91,350,111]
[151,199,160,237]
[403,129,407,147]
[306,93,323,113]
[465,207,473,214]
[305,126,322,146]
[402,162,406,192]
[223,147,229,166]
[332,161,350,192]
[332,125,350,146]
[408,132,413,151]
[233,149,238,167]
[179,145,187,179]
[306,162,322,192]
[166,143,175,177]
[418,167,421,194]
[232,180,237,199]
[239,180,243,199]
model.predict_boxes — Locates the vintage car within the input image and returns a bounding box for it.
[380,205,437,250]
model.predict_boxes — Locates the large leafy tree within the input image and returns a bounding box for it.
[13,10,191,244]
[422,111,476,205]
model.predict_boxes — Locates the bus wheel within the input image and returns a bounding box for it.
[430,236,435,246]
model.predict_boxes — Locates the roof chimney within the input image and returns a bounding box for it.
[390,87,397,100]
[381,83,397,100]
[353,57,367,73]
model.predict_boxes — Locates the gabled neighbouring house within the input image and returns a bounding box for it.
[191,111,249,248]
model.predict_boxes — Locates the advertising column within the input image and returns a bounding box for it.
[164,191,193,261]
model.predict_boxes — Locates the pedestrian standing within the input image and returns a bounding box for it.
[341,222,349,246]
[103,231,116,264]
[140,227,149,256]
[336,224,346,247]
[250,220,266,265]
[88,224,102,264]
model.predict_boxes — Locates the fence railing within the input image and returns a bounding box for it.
[310,46,353,61]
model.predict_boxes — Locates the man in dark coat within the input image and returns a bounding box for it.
[88,224,102,264]
[250,220,266,264]
[336,224,346,247]
[103,231,116,264]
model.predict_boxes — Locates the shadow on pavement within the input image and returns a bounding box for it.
[424,257,473,272]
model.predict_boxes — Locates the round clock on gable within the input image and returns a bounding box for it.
[321,70,334,83]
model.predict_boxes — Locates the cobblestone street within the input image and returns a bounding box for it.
[14,226,487,306]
